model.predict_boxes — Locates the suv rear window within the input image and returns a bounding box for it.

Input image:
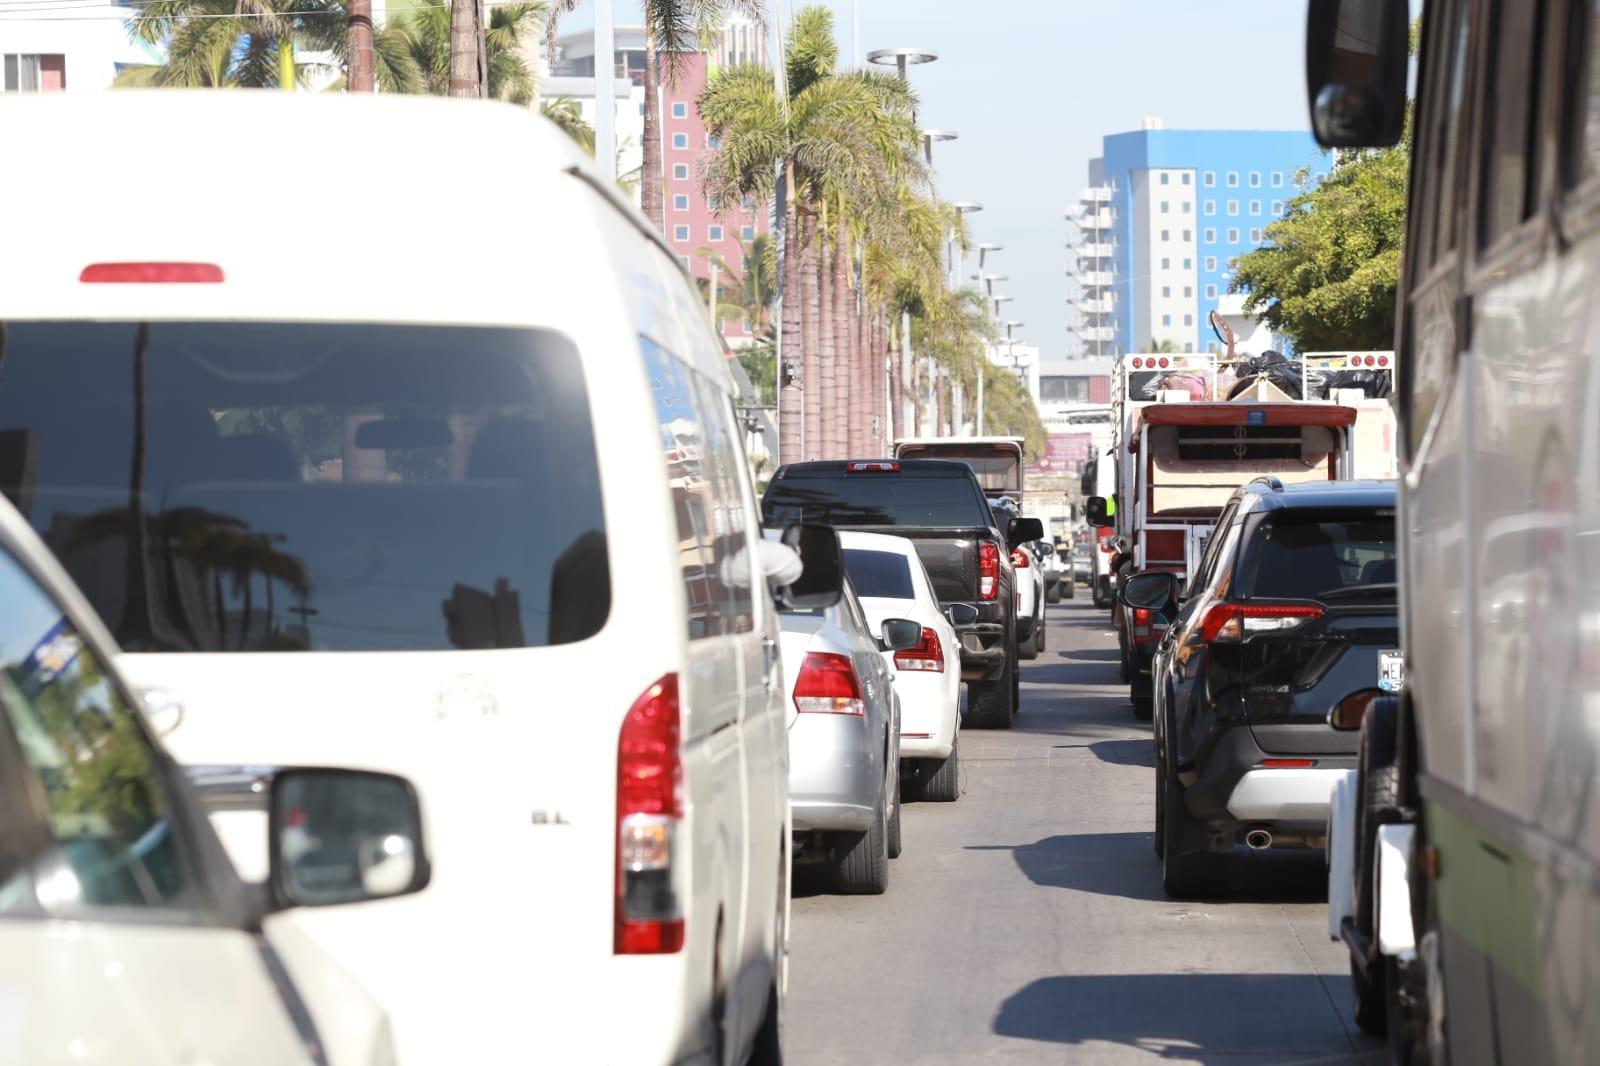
[764,475,987,528]
[1237,511,1396,602]
[0,322,608,653]
[841,549,914,600]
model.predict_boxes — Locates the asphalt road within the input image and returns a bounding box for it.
[785,594,1383,1065]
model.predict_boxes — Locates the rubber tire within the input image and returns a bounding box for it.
[1045,581,1062,604]
[1160,770,1226,899]
[886,768,902,860]
[1092,578,1111,609]
[1353,956,1390,1038]
[1132,696,1153,722]
[747,978,783,1065]
[1035,621,1047,655]
[1355,700,1403,955]
[831,791,888,895]
[1019,621,1040,661]
[1119,630,1134,684]
[920,738,961,803]
[1064,574,1075,599]
[968,632,1017,729]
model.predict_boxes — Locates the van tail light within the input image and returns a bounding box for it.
[793,652,865,715]
[978,541,1000,600]
[616,674,684,955]
[1199,602,1324,644]
[1010,548,1030,569]
[79,261,225,284]
[894,627,944,673]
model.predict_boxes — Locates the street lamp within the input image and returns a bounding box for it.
[978,242,1003,270]
[991,293,1013,317]
[948,201,982,288]
[922,128,957,167]
[866,46,939,81]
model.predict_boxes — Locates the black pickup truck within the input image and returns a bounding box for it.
[762,459,1042,728]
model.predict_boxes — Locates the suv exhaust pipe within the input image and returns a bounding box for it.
[1245,829,1273,851]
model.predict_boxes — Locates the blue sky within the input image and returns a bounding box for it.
[604,1,1321,359]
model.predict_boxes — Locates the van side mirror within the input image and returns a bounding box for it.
[1005,517,1044,548]
[776,522,843,610]
[1085,496,1112,528]
[1305,0,1408,148]
[269,769,429,908]
[879,617,923,652]
[944,603,979,627]
[1119,571,1180,614]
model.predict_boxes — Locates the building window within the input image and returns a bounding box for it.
[1250,228,1262,243]
[1161,257,1170,269]
[673,163,689,180]
[1162,285,1171,298]
[1226,171,1239,187]
[1161,229,1170,241]
[2,53,65,92]
[1183,285,1192,297]
[1271,200,1285,216]
[673,194,689,211]
[1204,229,1216,244]
[1271,171,1284,187]
[740,224,755,240]
[1182,258,1192,270]
[1160,172,1170,185]
[706,134,721,149]
[1250,200,1262,215]
[1182,229,1191,242]
[673,225,690,241]
[1204,201,1216,216]
[709,225,724,241]
[1181,172,1191,185]
[640,103,647,115]
[1204,256,1217,271]
[1206,284,1218,298]
[1228,228,1240,243]
[1227,200,1240,216]
[1203,171,1216,187]
[1162,314,1172,326]
[672,132,688,149]
[671,101,688,119]
[1160,200,1170,213]
[1184,314,1193,326]
[1249,172,1261,188]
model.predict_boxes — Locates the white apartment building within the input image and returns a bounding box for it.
[1,8,159,93]
[1064,164,1115,358]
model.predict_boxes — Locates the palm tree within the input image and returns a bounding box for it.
[540,96,596,153]
[396,1,544,103]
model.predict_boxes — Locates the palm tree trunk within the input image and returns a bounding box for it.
[641,41,664,229]
[889,315,903,444]
[801,213,821,459]
[778,182,803,465]
[869,307,883,453]
[818,223,836,459]
[346,0,374,91]
[832,228,852,457]
[448,0,480,97]
[850,288,868,456]
[278,36,296,90]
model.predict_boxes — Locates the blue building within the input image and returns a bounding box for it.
[1067,121,1332,356]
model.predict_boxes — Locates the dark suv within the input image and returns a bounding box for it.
[1121,478,1398,898]
[763,460,1041,728]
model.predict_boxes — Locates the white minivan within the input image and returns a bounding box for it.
[0,91,830,1064]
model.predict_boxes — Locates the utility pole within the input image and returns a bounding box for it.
[448,0,484,98]
[594,0,616,176]
[346,0,375,92]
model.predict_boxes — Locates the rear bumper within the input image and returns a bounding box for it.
[789,714,880,833]
[893,672,957,760]
[1183,724,1355,843]
[955,622,1008,681]
[1225,768,1350,822]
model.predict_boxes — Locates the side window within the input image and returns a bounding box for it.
[0,550,191,911]
[1480,0,1547,247]
[1564,0,1600,187]
[1187,501,1238,599]
[842,582,871,638]
[1423,0,1473,262]
[690,374,756,634]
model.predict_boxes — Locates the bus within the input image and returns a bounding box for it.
[1309,2,1600,1061]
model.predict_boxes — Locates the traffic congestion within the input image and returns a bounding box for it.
[0,0,1595,1063]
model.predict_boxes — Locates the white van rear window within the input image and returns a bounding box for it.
[0,322,608,652]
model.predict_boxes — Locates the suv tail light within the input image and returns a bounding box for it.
[80,261,225,284]
[793,652,866,715]
[978,541,1000,600]
[1010,548,1030,569]
[1131,606,1169,644]
[894,627,944,673]
[1199,602,1324,644]
[616,674,684,954]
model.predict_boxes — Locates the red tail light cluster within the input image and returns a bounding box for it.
[1128,356,1173,370]
[978,541,1000,600]
[79,261,225,284]
[1010,547,1030,569]
[793,652,866,715]
[1199,602,1324,644]
[845,461,899,473]
[1131,606,1168,644]
[616,675,685,954]
[894,627,945,673]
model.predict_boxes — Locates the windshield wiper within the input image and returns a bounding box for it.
[1317,583,1397,601]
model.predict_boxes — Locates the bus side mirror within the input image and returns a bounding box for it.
[1085,496,1112,529]
[1305,0,1408,148]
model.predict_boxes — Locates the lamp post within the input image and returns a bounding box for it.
[947,201,982,288]
[977,242,1003,271]
[866,46,939,85]
[922,128,957,167]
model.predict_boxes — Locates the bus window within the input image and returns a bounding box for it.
[1480,0,1547,247]
[1564,0,1600,187]
[1426,0,1472,263]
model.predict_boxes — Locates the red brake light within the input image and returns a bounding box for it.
[1260,758,1316,769]
[1199,602,1324,644]
[1158,357,1171,368]
[846,461,899,473]
[1131,357,1144,369]
[978,541,1000,600]
[616,674,684,955]
[1377,355,1390,367]
[79,262,225,284]
[894,627,944,673]
[793,652,865,715]
[1010,547,1030,569]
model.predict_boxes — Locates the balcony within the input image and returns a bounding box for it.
[1081,210,1113,229]
[1076,297,1113,315]
[1081,186,1113,203]
[1075,326,1116,342]
[1072,270,1114,287]
[1077,242,1113,259]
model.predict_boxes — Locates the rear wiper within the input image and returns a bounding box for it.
[1317,583,1397,600]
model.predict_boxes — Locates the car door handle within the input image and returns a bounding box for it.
[762,636,779,691]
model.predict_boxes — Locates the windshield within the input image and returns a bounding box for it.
[894,446,1022,492]
[842,548,914,600]
[764,476,989,528]
[1237,511,1396,602]
[0,322,608,653]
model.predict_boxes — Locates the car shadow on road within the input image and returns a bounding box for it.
[1052,738,1154,767]
[966,832,1328,904]
[993,973,1372,1063]
[1053,647,1119,663]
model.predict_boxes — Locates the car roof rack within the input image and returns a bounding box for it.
[1249,475,1286,492]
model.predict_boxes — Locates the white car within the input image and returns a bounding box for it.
[0,494,409,1066]
[1013,538,1048,661]
[838,530,964,802]
[0,91,815,1064]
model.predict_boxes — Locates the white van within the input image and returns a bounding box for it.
[0,91,826,1064]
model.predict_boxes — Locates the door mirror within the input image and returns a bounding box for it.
[776,522,843,610]
[269,769,430,908]
[1329,690,1390,731]
[1035,542,1055,557]
[880,617,923,651]
[945,602,979,627]
[1305,0,1409,148]
[1119,571,1180,613]
[1085,496,1112,529]
[1006,517,1044,548]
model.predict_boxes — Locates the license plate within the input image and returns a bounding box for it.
[1378,650,1405,692]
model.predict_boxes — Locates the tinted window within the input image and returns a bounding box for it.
[763,476,988,528]
[1480,0,1545,245]
[1568,0,1600,185]
[842,549,914,600]
[1426,0,1472,261]
[894,446,1021,492]
[0,548,192,911]
[0,322,607,652]
[1238,512,1397,601]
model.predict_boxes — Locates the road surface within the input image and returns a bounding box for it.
[786,595,1382,1065]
